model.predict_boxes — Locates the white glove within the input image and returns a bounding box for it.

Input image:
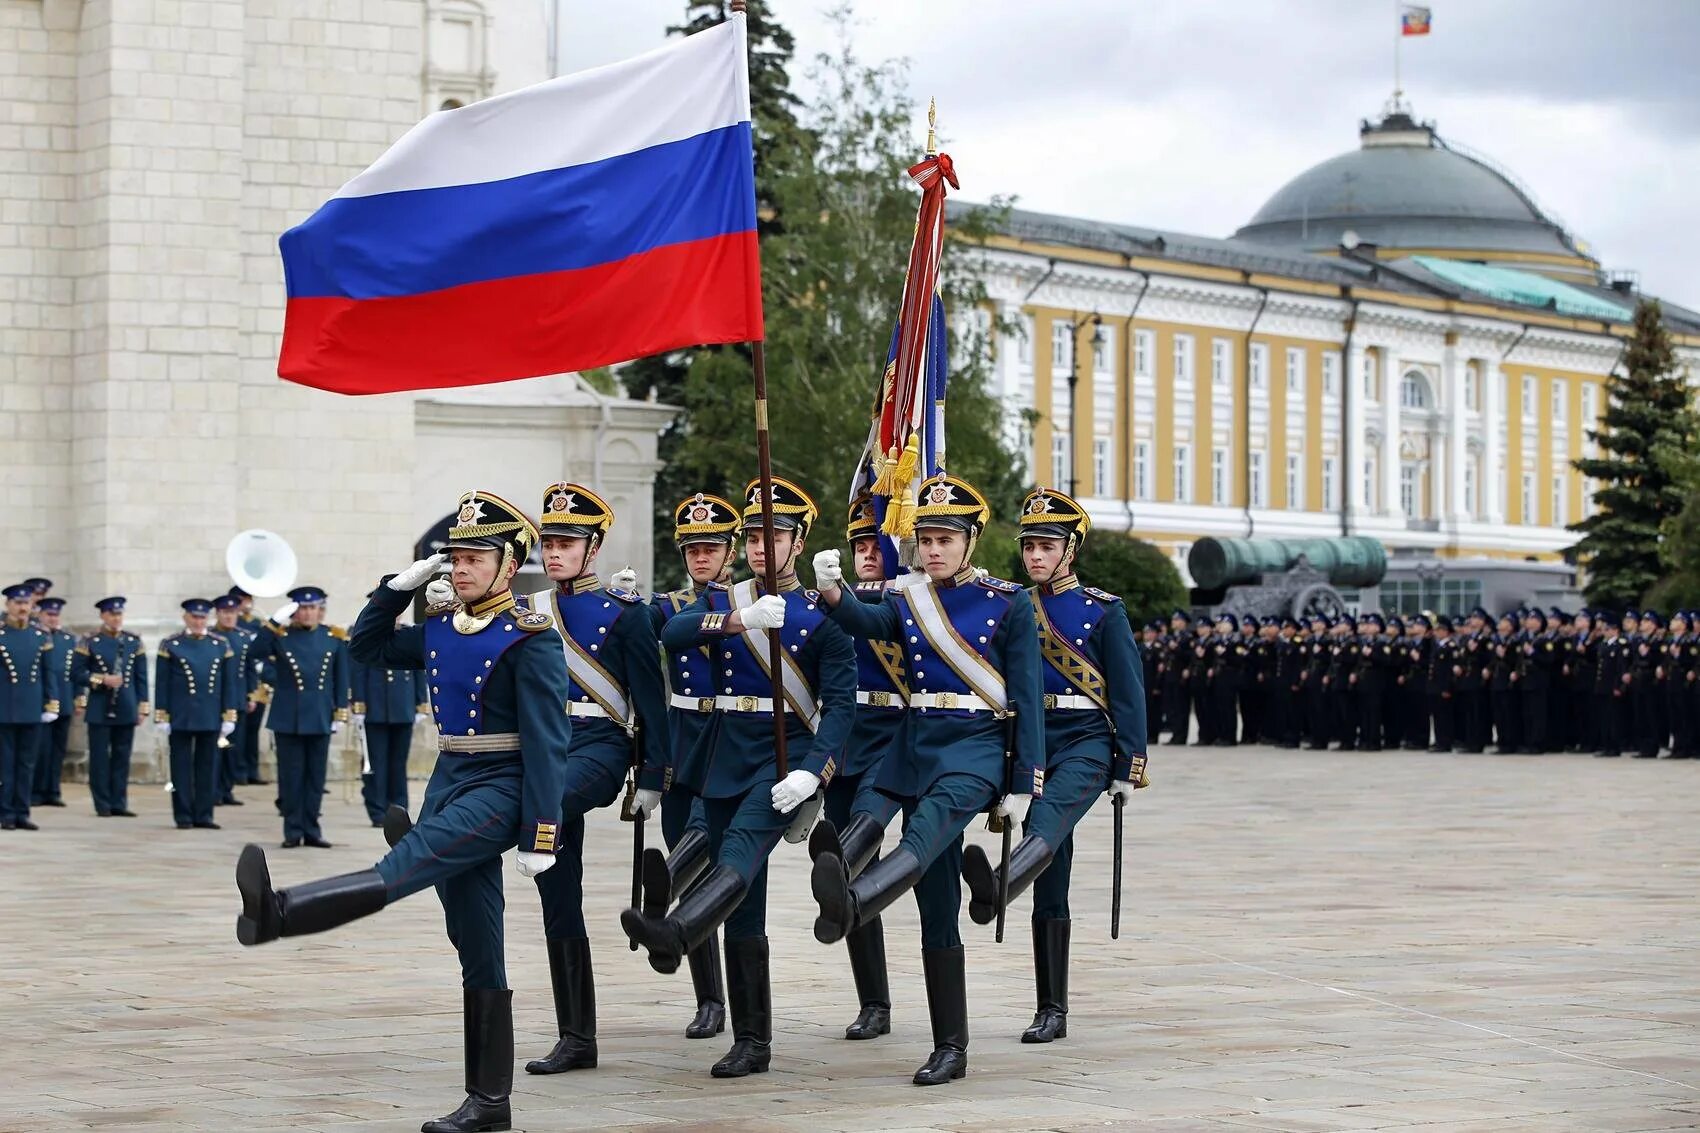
[516,851,556,878]
[1109,779,1139,802]
[414,712,429,725]
[812,548,843,590]
[331,720,343,735]
[219,720,235,737]
[40,711,58,724]
[742,594,787,630]
[891,571,930,591]
[424,577,454,606]
[996,792,1032,827]
[610,566,639,592]
[352,713,366,729]
[770,769,820,814]
[970,566,990,582]
[388,551,449,592]
[269,601,298,625]
[629,787,661,820]
[156,722,171,736]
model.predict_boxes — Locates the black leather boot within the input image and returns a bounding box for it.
[664,829,712,900]
[962,835,1054,925]
[235,844,387,945]
[1021,919,1070,1043]
[620,864,746,974]
[843,915,890,1039]
[524,938,597,1073]
[383,804,413,848]
[812,847,921,944]
[912,946,967,1086]
[711,936,772,1078]
[422,988,513,1132]
[685,932,726,1039]
[808,813,884,878]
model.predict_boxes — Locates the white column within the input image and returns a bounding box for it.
[1445,344,1467,524]
[1382,347,1404,519]
[1346,341,1369,523]
[1482,357,1505,525]
[997,301,1026,474]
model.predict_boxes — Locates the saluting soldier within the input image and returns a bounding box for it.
[73,597,147,817]
[30,596,78,807]
[237,489,573,1133]
[624,477,856,1080]
[350,588,429,826]
[249,585,350,848]
[805,474,1044,1087]
[959,487,1146,1044]
[210,594,258,809]
[0,581,62,830]
[645,490,741,1041]
[520,482,670,1076]
[155,598,240,829]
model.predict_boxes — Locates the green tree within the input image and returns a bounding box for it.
[1074,533,1189,626]
[624,2,1021,589]
[1569,299,1699,609]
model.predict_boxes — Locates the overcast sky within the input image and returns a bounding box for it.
[558,0,1700,305]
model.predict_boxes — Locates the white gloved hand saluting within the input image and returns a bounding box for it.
[219,720,235,738]
[629,787,661,821]
[269,601,298,626]
[770,769,820,814]
[996,792,1032,827]
[424,577,455,607]
[610,566,639,593]
[812,549,843,590]
[1109,779,1140,802]
[516,851,555,878]
[742,594,787,630]
[389,551,449,592]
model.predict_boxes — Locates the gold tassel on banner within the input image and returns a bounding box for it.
[882,491,917,538]
[892,434,920,493]
[871,445,898,496]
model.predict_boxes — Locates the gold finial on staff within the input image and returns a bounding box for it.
[926,97,938,156]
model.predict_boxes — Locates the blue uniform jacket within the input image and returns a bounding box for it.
[826,575,1044,799]
[43,627,78,714]
[846,580,907,779]
[529,583,670,792]
[154,632,240,731]
[648,583,729,769]
[659,580,856,799]
[249,623,350,735]
[352,586,571,856]
[351,657,429,724]
[1032,579,1148,783]
[73,629,150,723]
[0,620,62,722]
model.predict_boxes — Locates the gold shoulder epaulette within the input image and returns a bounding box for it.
[425,598,461,617]
[329,625,349,640]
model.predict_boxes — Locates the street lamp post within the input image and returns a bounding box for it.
[1068,314,1104,498]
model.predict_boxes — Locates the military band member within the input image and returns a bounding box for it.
[30,597,77,807]
[154,599,240,829]
[960,487,1146,1044]
[74,597,147,817]
[229,585,271,785]
[0,582,61,830]
[807,474,1044,1086]
[211,594,258,808]
[521,482,670,1076]
[23,577,52,623]
[646,490,742,1041]
[350,589,429,826]
[248,585,349,847]
[236,489,572,1133]
[624,476,855,1080]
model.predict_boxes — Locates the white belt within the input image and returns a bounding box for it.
[1043,693,1099,711]
[856,690,905,708]
[669,693,716,713]
[715,694,781,713]
[909,691,997,713]
[567,702,616,720]
[438,733,520,753]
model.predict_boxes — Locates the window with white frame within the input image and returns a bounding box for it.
[1173,444,1192,503]
[1285,346,1303,395]
[1134,441,1152,500]
[1464,459,1478,518]
[1364,457,1377,511]
[1133,329,1153,379]
[1400,462,1418,517]
[1582,382,1598,426]
[1249,451,1267,508]
[1211,448,1229,505]
[1322,456,1338,509]
[1249,342,1267,391]
[1521,471,1535,524]
[1286,453,1303,510]
[1051,321,1071,370]
[1551,379,1566,424]
[1400,372,1429,410]
[1211,338,1230,386]
[1521,375,1536,421]
[1463,364,1478,411]
[1551,472,1566,526]
[1092,438,1111,497]
[1051,433,1070,491]
[1018,314,1035,369]
[1173,334,1194,386]
[1322,351,1341,396]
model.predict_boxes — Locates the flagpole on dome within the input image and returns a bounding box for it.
[729,0,789,779]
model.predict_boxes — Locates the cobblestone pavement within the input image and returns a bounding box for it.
[3,747,1698,1132]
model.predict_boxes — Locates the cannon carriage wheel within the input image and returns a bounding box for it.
[1292,583,1347,622]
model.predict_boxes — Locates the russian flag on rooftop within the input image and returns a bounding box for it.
[278,16,762,395]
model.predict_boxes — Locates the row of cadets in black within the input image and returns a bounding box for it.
[624,476,857,1081]
[237,488,573,1133]
[521,481,670,1077]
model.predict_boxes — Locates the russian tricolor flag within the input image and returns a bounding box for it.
[278,17,762,395]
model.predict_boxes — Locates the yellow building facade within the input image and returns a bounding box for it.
[966,109,1700,586]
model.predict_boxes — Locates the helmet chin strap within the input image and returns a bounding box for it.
[475,543,515,605]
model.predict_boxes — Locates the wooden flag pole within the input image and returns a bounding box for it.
[731,0,789,779]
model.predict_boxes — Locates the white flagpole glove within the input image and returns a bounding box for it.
[1109,779,1139,802]
[268,601,298,626]
[219,720,235,738]
[610,566,639,592]
[631,787,661,821]
[155,722,171,737]
[743,594,787,630]
[770,769,821,814]
[995,792,1032,827]
[812,549,843,590]
[516,851,555,878]
[389,552,449,592]
[424,577,455,606]
[40,711,58,724]
[330,720,343,735]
